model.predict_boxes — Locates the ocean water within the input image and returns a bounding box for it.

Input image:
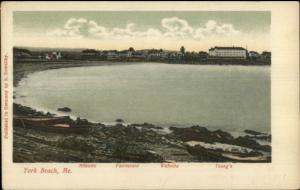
[15,63,270,134]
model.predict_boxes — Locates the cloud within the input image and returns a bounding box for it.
[48,17,241,40]
[48,17,109,39]
[194,20,240,40]
[161,17,194,38]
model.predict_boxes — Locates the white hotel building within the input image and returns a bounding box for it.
[208,46,247,59]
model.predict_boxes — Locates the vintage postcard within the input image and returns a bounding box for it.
[1,1,299,189]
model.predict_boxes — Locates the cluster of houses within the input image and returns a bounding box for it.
[81,49,185,61]
[45,52,62,60]
[13,46,271,64]
[13,48,63,61]
[81,46,271,63]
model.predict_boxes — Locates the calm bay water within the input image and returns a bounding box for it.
[15,63,270,133]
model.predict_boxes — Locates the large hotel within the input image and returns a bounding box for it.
[208,46,247,59]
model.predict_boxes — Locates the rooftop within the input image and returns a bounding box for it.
[82,49,99,53]
[209,46,246,51]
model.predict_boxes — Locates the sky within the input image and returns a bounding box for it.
[14,11,271,52]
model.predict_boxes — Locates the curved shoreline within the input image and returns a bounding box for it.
[13,60,270,87]
[14,60,141,87]
[14,61,270,132]
[13,61,271,163]
[13,61,161,127]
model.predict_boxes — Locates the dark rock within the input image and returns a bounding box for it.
[115,118,124,123]
[233,136,271,152]
[115,123,124,127]
[76,117,89,125]
[13,103,44,116]
[130,123,163,129]
[112,142,164,162]
[169,126,234,144]
[46,112,54,116]
[57,107,72,112]
[170,126,271,153]
[244,134,271,142]
[57,136,97,153]
[186,145,229,162]
[244,129,266,136]
[213,129,235,141]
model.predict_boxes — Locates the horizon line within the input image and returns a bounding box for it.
[14,46,271,53]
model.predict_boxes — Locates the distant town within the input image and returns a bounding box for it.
[13,46,271,65]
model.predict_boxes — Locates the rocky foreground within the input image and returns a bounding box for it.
[13,103,271,163]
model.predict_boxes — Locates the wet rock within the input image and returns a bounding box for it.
[46,112,55,116]
[244,134,271,142]
[233,136,271,152]
[115,118,124,123]
[244,129,267,136]
[131,123,163,129]
[115,123,124,127]
[243,130,271,142]
[213,129,235,141]
[57,107,72,112]
[13,103,44,116]
[170,126,271,153]
[76,117,89,125]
